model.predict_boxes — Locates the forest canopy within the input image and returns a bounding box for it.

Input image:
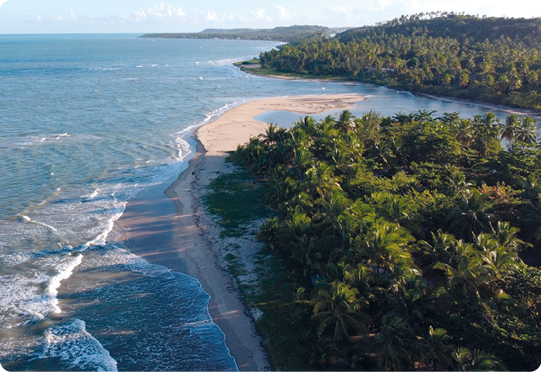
[260,13,541,109]
[230,109,541,371]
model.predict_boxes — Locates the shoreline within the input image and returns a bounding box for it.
[113,94,365,370]
[239,66,541,119]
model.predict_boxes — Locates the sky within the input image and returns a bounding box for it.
[0,0,539,34]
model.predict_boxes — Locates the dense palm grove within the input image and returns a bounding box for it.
[260,13,541,109]
[230,110,541,370]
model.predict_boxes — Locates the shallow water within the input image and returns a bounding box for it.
[0,34,518,371]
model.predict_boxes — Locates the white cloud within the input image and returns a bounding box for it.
[252,9,267,20]
[0,0,8,10]
[130,2,186,21]
[246,5,291,23]
[330,6,348,13]
[275,5,291,20]
[36,15,42,21]
[205,11,218,21]
[70,10,76,21]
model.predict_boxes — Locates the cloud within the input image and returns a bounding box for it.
[275,5,291,20]
[205,11,218,21]
[130,2,186,21]
[247,5,291,23]
[0,0,8,10]
[252,9,267,20]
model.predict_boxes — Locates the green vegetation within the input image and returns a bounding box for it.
[229,110,541,371]
[142,25,344,43]
[254,253,319,370]
[235,58,261,66]
[202,170,269,236]
[259,13,541,109]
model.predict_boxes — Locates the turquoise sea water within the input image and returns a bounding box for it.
[0,34,514,371]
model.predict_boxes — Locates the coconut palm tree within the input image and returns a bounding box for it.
[445,166,475,197]
[371,315,417,371]
[448,191,497,242]
[335,110,356,133]
[453,347,505,371]
[364,221,415,276]
[418,326,454,371]
[433,242,491,299]
[490,221,531,252]
[291,146,313,182]
[451,118,474,148]
[313,281,371,344]
[471,113,501,156]
[471,232,520,278]
[389,277,434,326]
[355,110,382,145]
[514,116,538,147]
[500,114,519,149]
[304,162,343,199]
[418,231,457,278]
[369,192,423,236]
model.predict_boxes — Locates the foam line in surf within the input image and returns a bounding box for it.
[171,101,240,161]
[46,254,83,314]
[42,319,118,372]
[20,215,58,233]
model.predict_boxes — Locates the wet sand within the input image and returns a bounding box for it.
[113,94,364,370]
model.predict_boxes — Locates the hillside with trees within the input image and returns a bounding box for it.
[230,109,541,370]
[141,25,341,43]
[259,13,541,109]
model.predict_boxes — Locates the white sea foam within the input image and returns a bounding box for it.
[0,253,82,327]
[0,133,99,149]
[42,319,118,372]
[0,272,49,326]
[82,188,100,200]
[169,101,239,161]
[0,252,31,267]
[45,254,83,313]
[174,137,192,161]
[211,58,239,66]
[82,192,125,249]
[20,215,58,233]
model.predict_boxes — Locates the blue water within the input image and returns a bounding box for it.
[0,34,516,371]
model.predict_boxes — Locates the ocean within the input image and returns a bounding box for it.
[0,34,513,371]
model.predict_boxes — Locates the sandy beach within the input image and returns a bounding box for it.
[114,94,364,371]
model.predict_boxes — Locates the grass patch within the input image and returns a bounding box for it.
[253,252,321,371]
[234,58,261,66]
[225,253,246,278]
[202,170,270,237]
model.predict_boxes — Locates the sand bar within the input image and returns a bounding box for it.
[114,94,364,370]
[197,94,365,153]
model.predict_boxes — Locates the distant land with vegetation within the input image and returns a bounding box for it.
[252,12,541,110]
[141,25,350,43]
